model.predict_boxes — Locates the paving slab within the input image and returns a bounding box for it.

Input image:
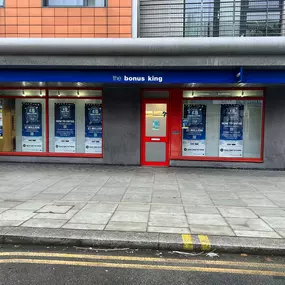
[226,218,274,231]
[105,222,147,232]
[21,218,67,228]
[147,226,190,234]
[218,207,257,218]
[234,230,281,238]
[36,205,73,214]
[110,211,149,223]
[190,225,235,236]
[187,213,228,226]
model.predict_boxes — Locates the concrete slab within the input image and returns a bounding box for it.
[62,223,105,230]
[36,205,73,214]
[21,219,67,229]
[105,222,147,232]
[13,202,47,211]
[147,227,190,234]
[117,203,150,212]
[234,230,281,238]
[226,218,274,231]
[69,212,112,225]
[0,210,35,221]
[150,205,184,214]
[149,214,188,227]
[110,211,149,223]
[187,214,228,226]
[261,216,285,229]
[190,225,235,236]
[184,206,219,214]
[218,207,257,218]
[81,203,118,213]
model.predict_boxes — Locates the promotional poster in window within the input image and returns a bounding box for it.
[22,102,42,152]
[0,101,2,139]
[85,103,102,154]
[54,103,76,153]
[182,104,206,156]
[219,104,244,157]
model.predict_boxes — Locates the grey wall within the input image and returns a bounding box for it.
[102,86,141,165]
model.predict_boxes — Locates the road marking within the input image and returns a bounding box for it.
[198,235,211,251]
[0,258,285,277]
[181,234,193,250]
[0,252,284,269]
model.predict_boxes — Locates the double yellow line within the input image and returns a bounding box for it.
[0,252,285,277]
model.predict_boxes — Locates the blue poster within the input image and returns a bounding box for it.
[54,103,76,153]
[219,104,244,157]
[0,100,2,138]
[22,102,42,152]
[85,103,102,154]
[182,104,206,156]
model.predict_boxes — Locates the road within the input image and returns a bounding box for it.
[0,245,285,285]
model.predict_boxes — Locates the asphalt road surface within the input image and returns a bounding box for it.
[0,245,285,285]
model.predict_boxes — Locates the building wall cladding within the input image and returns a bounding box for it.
[0,0,132,38]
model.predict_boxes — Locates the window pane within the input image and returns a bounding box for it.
[47,0,84,6]
[87,0,106,7]
[49,98,102,154]
[0,96,46,153]
[182,99,263,158]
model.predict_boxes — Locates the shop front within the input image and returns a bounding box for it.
[0,83,265,169]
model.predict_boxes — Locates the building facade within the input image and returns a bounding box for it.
[0,0,284,169]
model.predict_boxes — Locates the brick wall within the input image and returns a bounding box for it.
[0,0,132,38]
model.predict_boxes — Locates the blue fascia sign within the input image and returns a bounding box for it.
[0,69,238,84]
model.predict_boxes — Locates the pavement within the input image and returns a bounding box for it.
[1,245,285,285]
[1,163,285,254]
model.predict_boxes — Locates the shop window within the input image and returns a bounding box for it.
[48,90,102,154]
[44,0,106,7]
[182,90,263,159]
[0,88,102,157]
[0,90,46,153]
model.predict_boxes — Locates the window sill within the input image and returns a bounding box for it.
[170,156,263,163]
[0,152,103,158]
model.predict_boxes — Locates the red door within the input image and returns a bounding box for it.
[141,99,169,166]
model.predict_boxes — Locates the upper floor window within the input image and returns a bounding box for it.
[44,0,106,7]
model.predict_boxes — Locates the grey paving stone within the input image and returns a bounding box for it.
[153,185,179,190]
[218,207,257,218]
[122,193,152,203]
[184,206,219,214]
[31,194,65,201]
[0,201,23,208]
[213,199,247,207]
[152,196,182,204]
[33,210,78,220]
[250,207,285,217]
[147,226,190,234]
[126,187,153,193]
[97,188,126,195]
[0,220,24,226]
[117,204,150,212]
[261,216,285,229]
[21,218,67,228]
[36,205,72,214]
[13,202,47,211]
[187,214,227,226]
[149,214,188,227]
[105,222,147,232]
[70,186,101,193]
[82,203,118,213]
[91,195,123,202]
[150,205,184,215]
[0,208,9,214]
[110,211,149,223]
[241,198,278,207]
[69,212,112,225]
[61,193,95,202]
[234,230,281,238]
[226,218,273,231]
[62,223,105,230]
[0,210,35,221]
[190,225,235,236]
